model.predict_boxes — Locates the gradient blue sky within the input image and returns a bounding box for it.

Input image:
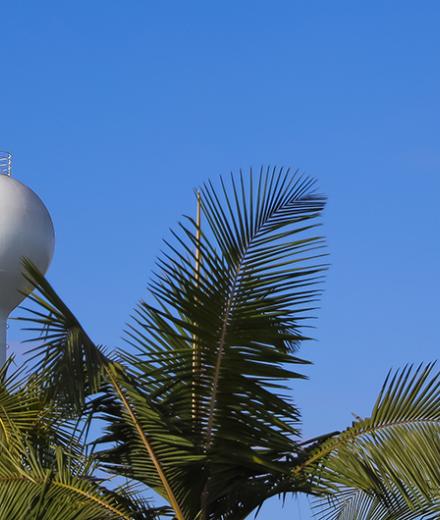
[1,2,439,518]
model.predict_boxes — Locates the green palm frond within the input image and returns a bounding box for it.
[120,167,327,517]
[0,359,44,445]
[17,259,110,414]
[308,362,440,519]
[97,363,204,520]
[0,358,84,465]
[18,265,202,519]
[0,414,159,520]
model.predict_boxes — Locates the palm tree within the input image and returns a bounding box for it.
[0,167,437,519]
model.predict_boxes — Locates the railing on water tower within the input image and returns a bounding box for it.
[0,152,12,176]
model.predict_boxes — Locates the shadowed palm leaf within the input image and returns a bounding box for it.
[16,272,200,520]
[118,168,327,518]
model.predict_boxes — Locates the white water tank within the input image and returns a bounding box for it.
[0,152,55,365]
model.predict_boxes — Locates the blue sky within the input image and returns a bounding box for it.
[1,1,439,518]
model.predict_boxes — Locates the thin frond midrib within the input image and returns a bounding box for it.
[293,416,440,479]
[199,191,310,520]
[54,480,132,520]
[0,474,132,519]
[106,366,186,520]
[202,192,304,450]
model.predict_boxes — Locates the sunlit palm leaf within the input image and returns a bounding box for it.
[308,362,440,519]
[0,422,160,520]
[97,363,204,520]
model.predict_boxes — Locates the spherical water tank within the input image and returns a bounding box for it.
[0,152,55,365]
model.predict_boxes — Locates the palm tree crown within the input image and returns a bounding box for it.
[0,167,436,520]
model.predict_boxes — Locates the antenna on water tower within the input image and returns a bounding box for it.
[0,151,55,366]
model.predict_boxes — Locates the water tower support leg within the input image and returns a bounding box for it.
[0,316,7,367]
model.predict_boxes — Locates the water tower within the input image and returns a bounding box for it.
[0,152,55,366]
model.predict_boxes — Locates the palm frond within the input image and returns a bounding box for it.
[120,167,327,516]
[16,267,201,519]
[0,357,86,466]
[97,363,203,520]
[0,428,158,520]
[16,259,110,414]
[307,362,440,519]
[0,359,44,445]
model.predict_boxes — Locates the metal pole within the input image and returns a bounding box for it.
[192,192,202,421]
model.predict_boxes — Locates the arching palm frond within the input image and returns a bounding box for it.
[0,359,45,446]
[17,259,109,415]
[17,266,203,520]
[0,349,160,519]
[308,362,440,519]
[0,431,158,520]
[0,358,85,467]
[116,167,327,517]
[96,363,205,520]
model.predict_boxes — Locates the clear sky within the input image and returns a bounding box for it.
[1,1,439,518]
